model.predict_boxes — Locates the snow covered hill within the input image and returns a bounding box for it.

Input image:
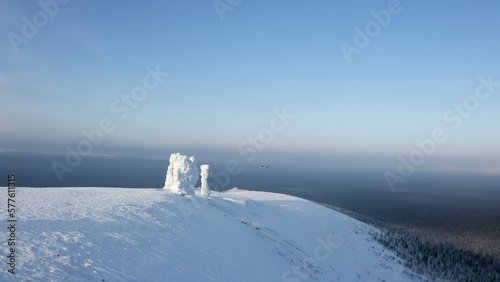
[0,187,424,281]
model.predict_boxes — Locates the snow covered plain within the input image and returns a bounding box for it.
[0,187,424,281]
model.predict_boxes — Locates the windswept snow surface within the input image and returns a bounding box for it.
[0,187,423,281]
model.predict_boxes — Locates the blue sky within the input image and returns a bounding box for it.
[1,0,500,173]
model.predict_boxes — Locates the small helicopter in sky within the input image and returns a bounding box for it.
[259,165,271,169]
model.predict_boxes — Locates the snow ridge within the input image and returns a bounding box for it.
[0,187,424,281]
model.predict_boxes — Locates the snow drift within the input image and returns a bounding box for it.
[0,187,423,281]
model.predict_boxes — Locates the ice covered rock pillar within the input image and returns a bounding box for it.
[200,164,211,197]
[163,153,199,196]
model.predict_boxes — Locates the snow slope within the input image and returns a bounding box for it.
[0,187,423,281]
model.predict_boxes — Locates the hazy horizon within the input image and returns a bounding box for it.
[2,1,500,181]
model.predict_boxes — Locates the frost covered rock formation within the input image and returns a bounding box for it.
[164,153,200,196]
[200,164,211,197]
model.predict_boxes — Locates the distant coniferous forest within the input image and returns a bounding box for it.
[328,205,500,281]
